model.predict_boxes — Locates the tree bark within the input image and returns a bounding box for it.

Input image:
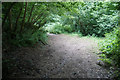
[2,2,16,27]
[31,10,47,23]
[8,9,12,31]
[14,3,23,32]
[32,15,41,24]
[32,13,44,24]
[20,2,27,32]
[27,3,35,23]
[36,15,47,24]
[30,13,37,22]
[39,21,47,27]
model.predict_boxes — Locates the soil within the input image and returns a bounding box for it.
[3,34,109,78]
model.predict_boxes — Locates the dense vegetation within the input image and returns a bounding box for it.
[98,27,120,78]
[2,2,120,79]
[44,2,118,37]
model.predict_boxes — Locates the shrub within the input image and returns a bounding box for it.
[63,25,73,33]
[45,22,73,34]
[2,23,48,49]
[99,27,120,78]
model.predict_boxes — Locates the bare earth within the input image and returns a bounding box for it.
[3,34,109,78]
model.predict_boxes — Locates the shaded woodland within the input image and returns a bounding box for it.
[2,2,120,79]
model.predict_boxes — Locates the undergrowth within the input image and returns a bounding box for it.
[3,23,48,51]
[98,27,120,79]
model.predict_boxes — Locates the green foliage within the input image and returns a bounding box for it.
[3,23,47,48]
[2,2,51,50]
[99,28,120,61]
[2,2,120,79]
[45,2,119,37]
[99,27,120,78]
[74,2,118,36]
[45,22,73,34]
[63,25,73,32]
[98,54,112,66]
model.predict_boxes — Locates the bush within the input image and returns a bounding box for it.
[63,25,73,33]
[2,23,48,50]
[45,22,73,34]
[99,27,120,78]
[75,2,119,37]
[58,2,119,37]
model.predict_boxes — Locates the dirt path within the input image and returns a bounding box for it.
[3,34,109,78]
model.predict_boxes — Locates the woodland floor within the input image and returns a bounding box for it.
[3,34,110,78]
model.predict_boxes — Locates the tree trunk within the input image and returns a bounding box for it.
[2,2,16,27]
[27,3,35,23]
[14,3,23,32]
[36,15,47,24]
[20,2,27,32]
[32,15,41,24]
[8,9,12,31]
[31,10,46,23]
[39,21,47,27]
[30,13,37,22]
[32,13,44,24]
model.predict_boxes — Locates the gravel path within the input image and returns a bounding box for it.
[3,34,109,78]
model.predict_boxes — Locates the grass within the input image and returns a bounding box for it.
[63,32,105,43]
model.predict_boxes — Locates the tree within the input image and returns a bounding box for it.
[20,2,27,32]
[14,3,23,32]
[2,2,16,27]
[27,3,35,23]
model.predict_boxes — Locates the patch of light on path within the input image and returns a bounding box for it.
[47,33,56,36]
